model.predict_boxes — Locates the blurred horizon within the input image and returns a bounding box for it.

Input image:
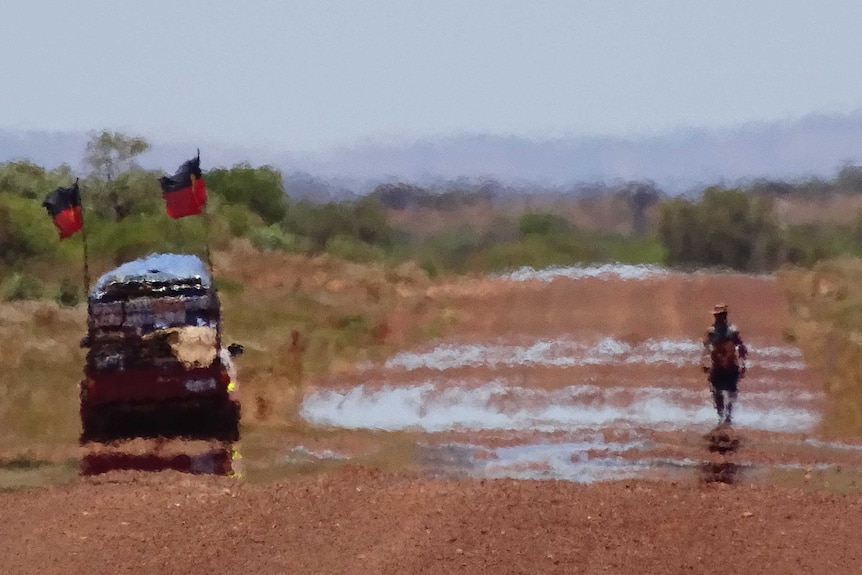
[4,111,862,195]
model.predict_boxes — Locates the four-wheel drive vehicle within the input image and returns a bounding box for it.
[79,253,241,442]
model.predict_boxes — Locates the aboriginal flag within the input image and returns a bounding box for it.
[42,182,83,239]
[159,154,207,219]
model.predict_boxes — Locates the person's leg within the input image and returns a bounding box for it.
[724,375,739,424]
[724,387,739,424]
[712,387,725,422]
[710,370,737,424]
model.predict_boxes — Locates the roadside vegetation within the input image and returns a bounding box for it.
[780,259,862,437]
[0,245,446,453]
[7,130,862,449]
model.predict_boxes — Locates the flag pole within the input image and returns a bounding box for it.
[198,149,215,281]
[196,151,221,350]
[203,214,215,279]
[77,178,91,295]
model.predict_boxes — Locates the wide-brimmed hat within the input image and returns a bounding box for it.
[712,303,728,315]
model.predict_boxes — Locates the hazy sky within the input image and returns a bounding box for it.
[3,1,862,152]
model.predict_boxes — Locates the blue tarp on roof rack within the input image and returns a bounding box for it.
[90,253,211,299]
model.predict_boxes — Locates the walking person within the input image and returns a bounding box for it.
[701,303,748,425]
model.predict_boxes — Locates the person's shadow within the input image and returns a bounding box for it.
[705,424,741,455]
[700,425,742,484]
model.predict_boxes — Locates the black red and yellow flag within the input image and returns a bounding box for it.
[42,181,83,239]
[159,154,207,219]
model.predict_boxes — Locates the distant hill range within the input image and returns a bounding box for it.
[3,112,862,199]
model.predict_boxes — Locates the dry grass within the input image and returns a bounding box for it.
[215,242,447,428]
[387,204,503,237]
[774,195,862,226]
[0,240,447,453]
[779,258,862,437]
[386,195,658,238]
[0,301,86,449]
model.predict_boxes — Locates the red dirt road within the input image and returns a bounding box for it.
[3,469,862,574]
[4,268,862,575]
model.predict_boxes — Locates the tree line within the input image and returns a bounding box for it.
[3,130,862,302]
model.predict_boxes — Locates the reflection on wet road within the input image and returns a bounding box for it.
[50,268,862,488]
[289,333,857,485]
[62,331,862,488]
[79,441,242,477]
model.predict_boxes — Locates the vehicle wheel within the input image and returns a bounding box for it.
[213,400,241,442]
[80,408,106,443]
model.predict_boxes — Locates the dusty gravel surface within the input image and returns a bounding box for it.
[4,468,862,574]
[5,267,862,575]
